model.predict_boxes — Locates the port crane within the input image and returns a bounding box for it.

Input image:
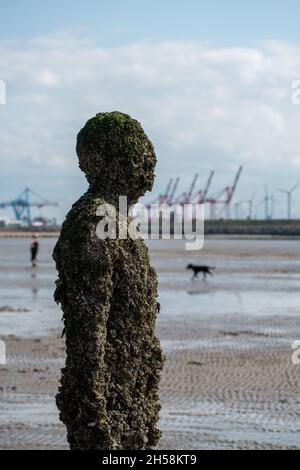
[0,187,58,226]
[175,174,199,204]
[147,167,243,220]
[167,177,180,205]
[205,166,243,219]
[193,171,215,204]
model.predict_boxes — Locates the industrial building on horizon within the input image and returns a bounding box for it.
[1,168,299,229]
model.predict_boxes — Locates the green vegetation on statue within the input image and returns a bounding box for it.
[76,111,157,205]
[53,111,164,450]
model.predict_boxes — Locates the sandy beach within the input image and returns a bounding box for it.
[0,237,299,449]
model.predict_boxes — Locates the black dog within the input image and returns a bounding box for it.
[186,263,215,281]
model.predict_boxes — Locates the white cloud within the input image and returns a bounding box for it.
[38,69,59,87]
[0,31,300,218]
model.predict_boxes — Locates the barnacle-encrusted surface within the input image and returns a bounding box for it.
[76,111,157,206]
[53,112,164,450]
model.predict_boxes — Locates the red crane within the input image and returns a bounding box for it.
[150,178,173,205]
[167,177,180,205]
[176,174,199,205]
[206,166,243,219]
[160,178,173,204]
[146,167,243,222]
[224,165,243,218]
[193,171,215,204]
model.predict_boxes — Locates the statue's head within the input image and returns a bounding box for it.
[76,112,156,205]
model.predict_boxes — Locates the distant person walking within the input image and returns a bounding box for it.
[30,235,39,268]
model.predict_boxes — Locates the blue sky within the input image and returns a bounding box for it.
[2,1,300,46]
[1,1,300,221]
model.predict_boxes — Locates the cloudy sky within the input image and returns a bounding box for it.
[1,0,300,221]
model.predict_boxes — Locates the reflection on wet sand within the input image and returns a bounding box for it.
[0,237,299,449]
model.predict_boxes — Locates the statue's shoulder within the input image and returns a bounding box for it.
[53,192,108,263]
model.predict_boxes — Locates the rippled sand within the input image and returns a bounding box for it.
[0,237,299,449]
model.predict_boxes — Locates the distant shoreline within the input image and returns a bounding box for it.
[0,230,60,238]
[204,220,300,238]
[1,219,300,238]
[1,230,300,240]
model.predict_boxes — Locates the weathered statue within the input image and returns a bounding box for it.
[53,112,164,450]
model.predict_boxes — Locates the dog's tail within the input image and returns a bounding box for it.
[209,266,216,270]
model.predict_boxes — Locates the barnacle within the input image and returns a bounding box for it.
[53,112,164,450]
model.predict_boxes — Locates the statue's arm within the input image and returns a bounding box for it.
[53,223,116,331]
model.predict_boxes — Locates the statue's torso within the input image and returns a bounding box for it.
[53,193,162,449]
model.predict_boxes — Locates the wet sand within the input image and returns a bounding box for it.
[0,237,299,449]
